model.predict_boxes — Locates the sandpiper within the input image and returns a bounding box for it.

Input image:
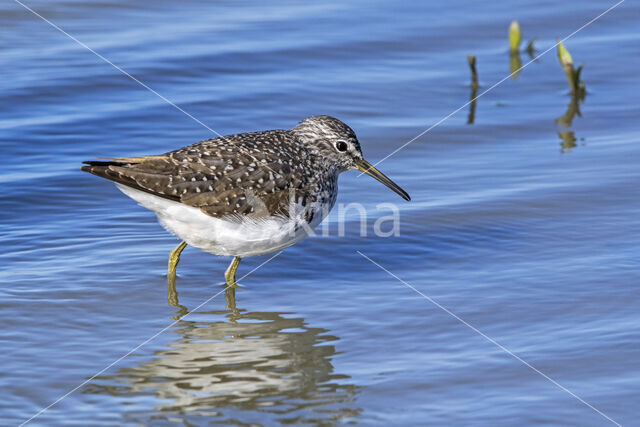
[82,116,410,285]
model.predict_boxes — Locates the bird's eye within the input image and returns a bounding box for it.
[336,141,348,152]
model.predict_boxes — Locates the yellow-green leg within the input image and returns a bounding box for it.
[224,286,240,321]
[166,276,188,319]
[224,256,242,287]
[167,241,188,318]
[168,240,187,278]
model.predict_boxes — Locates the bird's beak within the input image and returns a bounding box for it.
[355,158,411,201]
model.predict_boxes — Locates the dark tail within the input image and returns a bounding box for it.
[81,160,180,202]
[81,160,127,182]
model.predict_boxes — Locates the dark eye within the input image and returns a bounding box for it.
[336,141,348,152]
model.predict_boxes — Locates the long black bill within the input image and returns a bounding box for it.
[355,158,411,201]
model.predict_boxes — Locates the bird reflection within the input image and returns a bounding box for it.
[167,273,188,319]
[85,285,360,424]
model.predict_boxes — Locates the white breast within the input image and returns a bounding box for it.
[116,184,328,257]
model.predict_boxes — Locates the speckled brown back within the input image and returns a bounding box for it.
[82,129,336,219]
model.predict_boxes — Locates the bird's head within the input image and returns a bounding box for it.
[292,115,410,201]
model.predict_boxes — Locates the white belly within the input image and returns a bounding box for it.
[116,184,326,257]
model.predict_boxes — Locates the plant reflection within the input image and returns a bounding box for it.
[525,37,538,60]
[85,285,360,424]
[467,55,479,125]
[556,92,585,153]
[509,51,522,79]
[467,84,478,125]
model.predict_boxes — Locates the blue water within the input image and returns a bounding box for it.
[1,0,639,425]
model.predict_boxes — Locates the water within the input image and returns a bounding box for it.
[1,0,639,425]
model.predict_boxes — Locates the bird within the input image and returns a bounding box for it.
[82,115,410,286]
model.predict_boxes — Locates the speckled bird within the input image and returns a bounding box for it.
[82,116,410,285]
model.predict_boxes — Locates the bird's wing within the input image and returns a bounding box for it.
[82,131,313,219]
[81,155,180,201]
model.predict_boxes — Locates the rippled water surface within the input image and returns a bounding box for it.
[2,0,639,425]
